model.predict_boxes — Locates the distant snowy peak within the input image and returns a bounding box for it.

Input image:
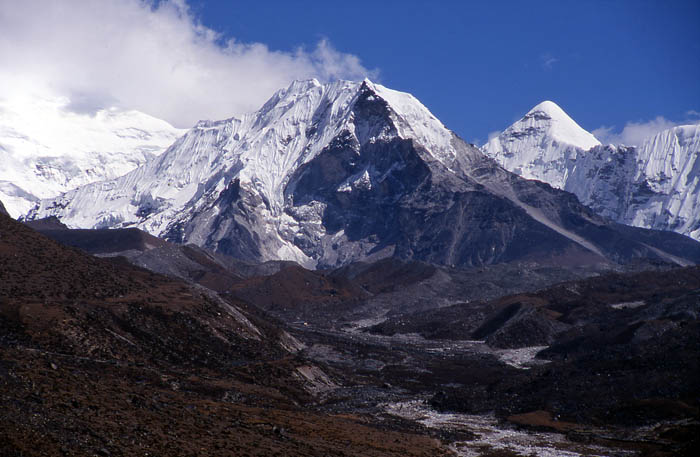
[524,100,600,150]
[0,94,185,217]
[485,100,600,155]
[482,99,700,241]
[482,100,600,189]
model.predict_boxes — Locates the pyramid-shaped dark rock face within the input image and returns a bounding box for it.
[28,81,700,268]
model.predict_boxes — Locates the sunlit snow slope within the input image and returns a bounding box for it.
[627,124,700,238]
[0,94,185,217]
[483,102,700,240]
[482,101,600,189]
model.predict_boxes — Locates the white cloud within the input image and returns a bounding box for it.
[590,125,615,143]
[540,53,558,70]
[0,0,375,127]
[592,116,695,146]
[487,130,502,142]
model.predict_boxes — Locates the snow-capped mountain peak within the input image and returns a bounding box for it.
[491,99,601,152]
[27,78,471,266]
[482,97,700,241]
[151,78,464,222]
[523,100,601,150]
[368,81,458,165]
[482,100,600,188]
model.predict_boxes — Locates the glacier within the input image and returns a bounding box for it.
[0,93,185,217]
[483,102,700,240]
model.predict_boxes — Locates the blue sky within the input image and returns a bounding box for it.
[189,0,700,144]
[2,0,698,145]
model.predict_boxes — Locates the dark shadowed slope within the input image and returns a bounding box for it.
[370,265,700,345]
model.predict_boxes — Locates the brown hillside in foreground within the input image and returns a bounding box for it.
[0,213,453,456]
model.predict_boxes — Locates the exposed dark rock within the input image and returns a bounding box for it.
[23,215,69,230]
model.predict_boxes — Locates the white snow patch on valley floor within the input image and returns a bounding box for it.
[610,301,646,310]
[384,401,633,457]
[494,346,550,370]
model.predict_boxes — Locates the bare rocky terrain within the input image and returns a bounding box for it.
[0,214,454,456]
[2,216,699,456]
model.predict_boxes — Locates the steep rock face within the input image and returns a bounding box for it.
[483,102,700,240]
[28,81,700,268]
[0,94,185,217]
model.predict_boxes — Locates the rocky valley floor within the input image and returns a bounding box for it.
[2,217,699,456]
